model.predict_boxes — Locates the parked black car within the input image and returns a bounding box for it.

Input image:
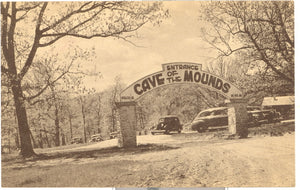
[247,110,267,125]
[260,109,281,123]
[247,106,281,124]
[151,115,183,134]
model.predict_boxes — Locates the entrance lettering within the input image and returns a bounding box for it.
[133,73,165,95]
[183,70,231,93]
[121,62,242,101]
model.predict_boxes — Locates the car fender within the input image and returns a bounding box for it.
[191,120,205,130]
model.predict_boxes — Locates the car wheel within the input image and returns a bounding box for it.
[239,128,248,139]
[178,130,181,133]
[197,126,206,133]
[151,132,155,135]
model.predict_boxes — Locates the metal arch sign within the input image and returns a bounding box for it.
[120,62,243,102]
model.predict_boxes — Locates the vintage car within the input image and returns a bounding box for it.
[89,134,103,142]
[109,131,119,139]
[191,107,229,133]
[191,106,281,133]
[247,106,281,124]
[151,115,183,134]
[71,137,83,144]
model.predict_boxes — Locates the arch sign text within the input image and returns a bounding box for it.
[121,62,243,102]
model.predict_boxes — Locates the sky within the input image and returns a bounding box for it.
[57,1,217,92]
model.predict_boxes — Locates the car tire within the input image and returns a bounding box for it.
[197,126,206,133]
[178,130,181,133]
[151,132,155,135]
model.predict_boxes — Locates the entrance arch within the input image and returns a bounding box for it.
[120,62,243,102]
[116,62,248,148]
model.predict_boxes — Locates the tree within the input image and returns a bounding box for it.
[64,100,77,140]
[109,76,124,132]
[1,2,168,157]
[137,84,220,126]
[77,89,94,143]
[27,47,95,147]
[200,1,294,92]
[94,94,103,134]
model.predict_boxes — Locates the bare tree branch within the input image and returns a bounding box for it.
[1,3,10,62]
[25,64,71,101]
[18,2,48,80]
[245,27,293,83]
[16,3,41,11]
[200,1,294,85]
[40,2,120,34]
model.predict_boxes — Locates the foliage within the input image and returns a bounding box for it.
[1,1,168,157]
[200,1,294,97]
[137,84,225,129]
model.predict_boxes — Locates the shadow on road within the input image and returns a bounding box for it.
[2,144,179,164]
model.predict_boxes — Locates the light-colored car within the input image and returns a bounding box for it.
[89,134,103,142]
[71,137,83,144]
[191,107,228,133]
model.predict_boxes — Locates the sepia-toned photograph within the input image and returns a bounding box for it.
[1,0,295,188]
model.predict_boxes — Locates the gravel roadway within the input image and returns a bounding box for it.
[1,131,295,187]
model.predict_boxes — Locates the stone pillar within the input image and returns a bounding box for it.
[226,98,249,138]
[115,101,137,148]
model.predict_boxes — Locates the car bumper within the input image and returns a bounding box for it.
[150,129,167,134]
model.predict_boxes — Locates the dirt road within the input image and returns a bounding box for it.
[1,131,295,187]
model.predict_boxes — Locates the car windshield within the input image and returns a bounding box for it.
[197,108,227,118]
[159,118,165,122]
[213,109,227,116]
[198,111,212,117]
[159,117,179,123]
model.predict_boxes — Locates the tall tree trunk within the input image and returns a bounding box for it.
[8,128,11,154]
[61,133,66,146]
[69,115,73,139]
[97,95,102,133]
[43,127,51,148]
[111,109,116,132]
[14,114,20,149]
[14,131,20,149]
[11,81,35,157]
[4,2,36,157]
[38,130,43,148]
[81,103,87,143]
[30,130,38,148]
[97,117,101,133]
[54,108,60,146]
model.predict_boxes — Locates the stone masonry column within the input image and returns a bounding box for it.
[226,98,249,138]
[115,101,137,148]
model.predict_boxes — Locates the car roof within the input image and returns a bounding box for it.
[160,115,179,118]
[248,110,264,113]
[199,107,228,113]
[91,134,101,137]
